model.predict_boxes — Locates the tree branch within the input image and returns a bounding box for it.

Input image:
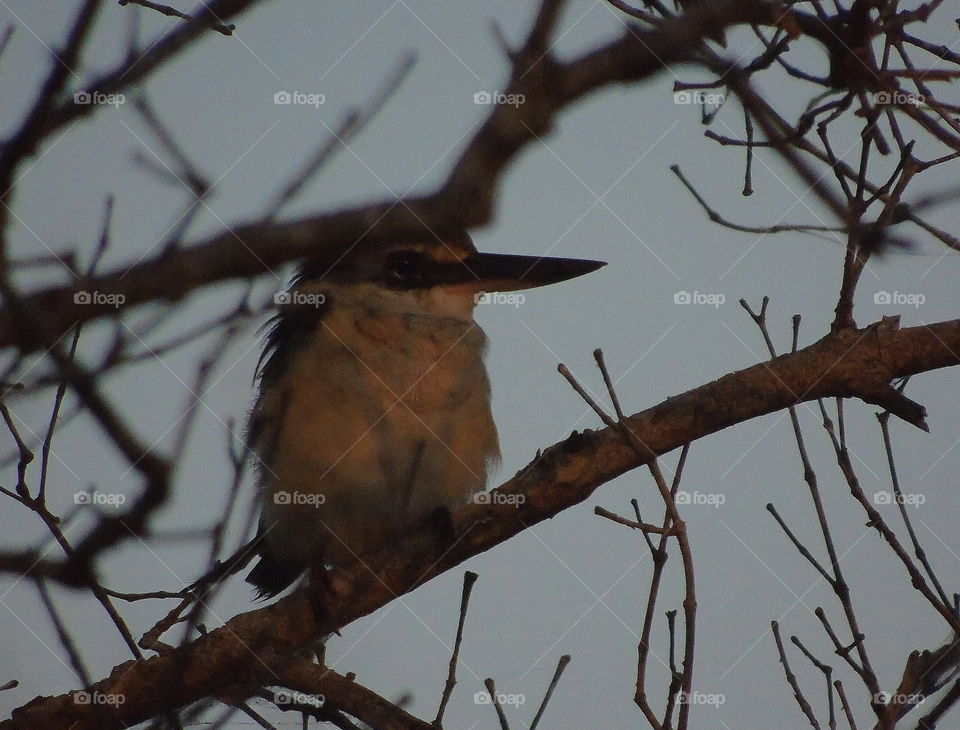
[0,0,784,357]
[5,315,960,729]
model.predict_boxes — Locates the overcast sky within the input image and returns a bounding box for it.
[1,1,959,728]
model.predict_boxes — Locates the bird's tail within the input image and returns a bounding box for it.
[246,550,305,599]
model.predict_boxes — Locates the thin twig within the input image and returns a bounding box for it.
[772,621,822,730]
[433,571,479,727]
[529,655,571,730]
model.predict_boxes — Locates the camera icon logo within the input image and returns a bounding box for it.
[274,291,292,305]
[873,491,892,505]
[673,291,692,304]
[473,91,492,105]
[673,90,692,104]
[874,291,891,304]
[274,491,292,505]
[74,291,91,304]
[73,91,92,105]
[74,491,92,505]
[274,91,292,105]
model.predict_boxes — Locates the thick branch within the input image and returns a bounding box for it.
[0,0,781,356]
[5,316,960,729]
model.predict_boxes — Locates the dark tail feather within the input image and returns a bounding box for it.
[246,552,304,599]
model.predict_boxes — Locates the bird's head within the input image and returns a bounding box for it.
[291,231,606,319]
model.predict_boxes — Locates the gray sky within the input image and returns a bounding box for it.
[1,1,959,728]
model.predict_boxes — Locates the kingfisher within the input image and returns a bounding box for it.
[245,232,604,598]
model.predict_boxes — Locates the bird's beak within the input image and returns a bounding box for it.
[455,252,606,293]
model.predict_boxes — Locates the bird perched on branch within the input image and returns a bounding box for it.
[245,232,604,598]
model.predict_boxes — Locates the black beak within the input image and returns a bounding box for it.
[457,252,606,292]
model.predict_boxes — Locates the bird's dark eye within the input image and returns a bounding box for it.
[387,250,425,281]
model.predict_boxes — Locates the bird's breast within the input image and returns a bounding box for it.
[253,300,501,565]
[329,305,488,411]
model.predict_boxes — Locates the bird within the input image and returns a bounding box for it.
[244,231,605,598]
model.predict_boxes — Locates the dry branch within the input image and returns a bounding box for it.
[5,316,960,729]
[0,0,783,357]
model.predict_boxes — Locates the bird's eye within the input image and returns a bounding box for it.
[387,250,423,280]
